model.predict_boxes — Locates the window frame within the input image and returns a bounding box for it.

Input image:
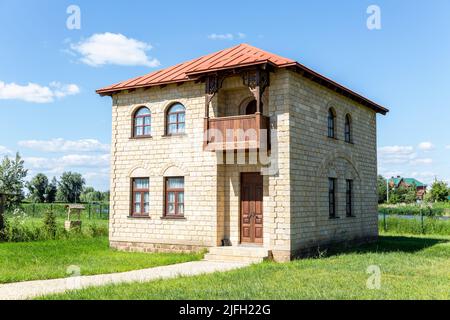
[346,179,354,217]
[132,107,152,138]
[328,178,337,218]
[166,103,186,136]
[131,178,150,217]
[344,114,352,143]
[164,177,185,218]
[327,108,336,139]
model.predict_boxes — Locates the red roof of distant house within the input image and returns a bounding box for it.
[96,43,388,114]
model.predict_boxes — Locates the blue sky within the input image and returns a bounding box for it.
[0,0,449,191]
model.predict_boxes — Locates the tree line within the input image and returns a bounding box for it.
[0,153,109,210]
[377,175,450,204]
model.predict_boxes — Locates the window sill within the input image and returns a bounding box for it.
[160,216,186,220]
[346,215,357,218]
[130,136,153,140]
[345,141,354,145]
[161,133,187,138]
[128,215,151,219]
[327,136,339,141]
[329,216,340,220]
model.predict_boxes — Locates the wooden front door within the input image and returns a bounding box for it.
[241,173,263,244]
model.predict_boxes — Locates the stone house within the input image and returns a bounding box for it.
[97,44,388,262]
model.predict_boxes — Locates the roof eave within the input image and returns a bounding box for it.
[288,62,389,115]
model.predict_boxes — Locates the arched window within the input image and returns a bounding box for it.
[328,108,336,138]
[345,114,352,143]
[244,100,264,115]
[166,103,186,135]
[133,107,151,137]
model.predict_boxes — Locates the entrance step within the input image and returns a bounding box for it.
[204,246,270,263]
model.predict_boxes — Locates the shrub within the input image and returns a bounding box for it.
[378,204,444,216]
[43,210,57,239]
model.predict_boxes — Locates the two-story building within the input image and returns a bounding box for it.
[97,44,388,262]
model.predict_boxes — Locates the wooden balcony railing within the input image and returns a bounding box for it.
[204,113,270,151]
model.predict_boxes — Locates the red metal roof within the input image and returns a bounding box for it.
[96,43,388,114]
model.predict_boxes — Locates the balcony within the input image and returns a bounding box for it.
[204,113,270,151]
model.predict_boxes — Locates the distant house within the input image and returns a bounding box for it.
[389,176,427,200]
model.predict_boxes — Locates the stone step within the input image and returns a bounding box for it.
[203,246,270,264]
[208,246,269,258]
[203,253,265,263]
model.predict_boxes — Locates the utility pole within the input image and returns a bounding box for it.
[386,177,390,202]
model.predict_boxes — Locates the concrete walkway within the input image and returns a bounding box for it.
[0,260,250,300]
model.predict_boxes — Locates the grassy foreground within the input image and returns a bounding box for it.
[0,237,202,284]
[40,234,450,300]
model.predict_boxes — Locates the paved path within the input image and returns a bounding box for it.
[0,260,250,300]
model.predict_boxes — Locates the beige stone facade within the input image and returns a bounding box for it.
[107,68,380,262]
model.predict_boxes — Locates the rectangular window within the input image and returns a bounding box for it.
[132,178,149,216]
[329,178,336,218]
[165,177,185,217]
[328,119,334,138]
[346,179,353,217]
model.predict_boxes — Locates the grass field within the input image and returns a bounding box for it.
[0,237,202,284]
[1,214,109,242]
[40,233,450,300]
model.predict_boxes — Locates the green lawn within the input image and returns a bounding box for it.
[0,237,202,284]
[41,234,450,300]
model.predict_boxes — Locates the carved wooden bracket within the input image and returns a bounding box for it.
[242,68,270,113]
[204,74,226,118]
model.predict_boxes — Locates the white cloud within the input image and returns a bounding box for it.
[0,145,12,156]
[70,32,160,67]
[446,145,450,150]
[24,154,110,171]
[208,32,246,41]
[19,138,110,153]
[418,142,434,151]
[378,145,416,165]
[0,81,80,103]
[410,171,436,184]
[410,158,433,165]
[378,145,414,155]
[208,33,234,40]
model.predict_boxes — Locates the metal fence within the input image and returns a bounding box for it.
[6,202,110,220]
[379,211,450,235]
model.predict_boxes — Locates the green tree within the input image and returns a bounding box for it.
[80,187,103,203]
[102,190,110,202]
[429,180,449,202]
[0,153,28,210]
[388,191,400,204]
[27,173,49,203]
[45,177,58,203]
[56,172,85,203]
[377,175,387,203]
[403,184,418,203]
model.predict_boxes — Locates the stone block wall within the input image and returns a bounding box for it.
[287,71,379,256]
[109,82,219,249]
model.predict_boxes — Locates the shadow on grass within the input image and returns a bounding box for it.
[320,235,449,258]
